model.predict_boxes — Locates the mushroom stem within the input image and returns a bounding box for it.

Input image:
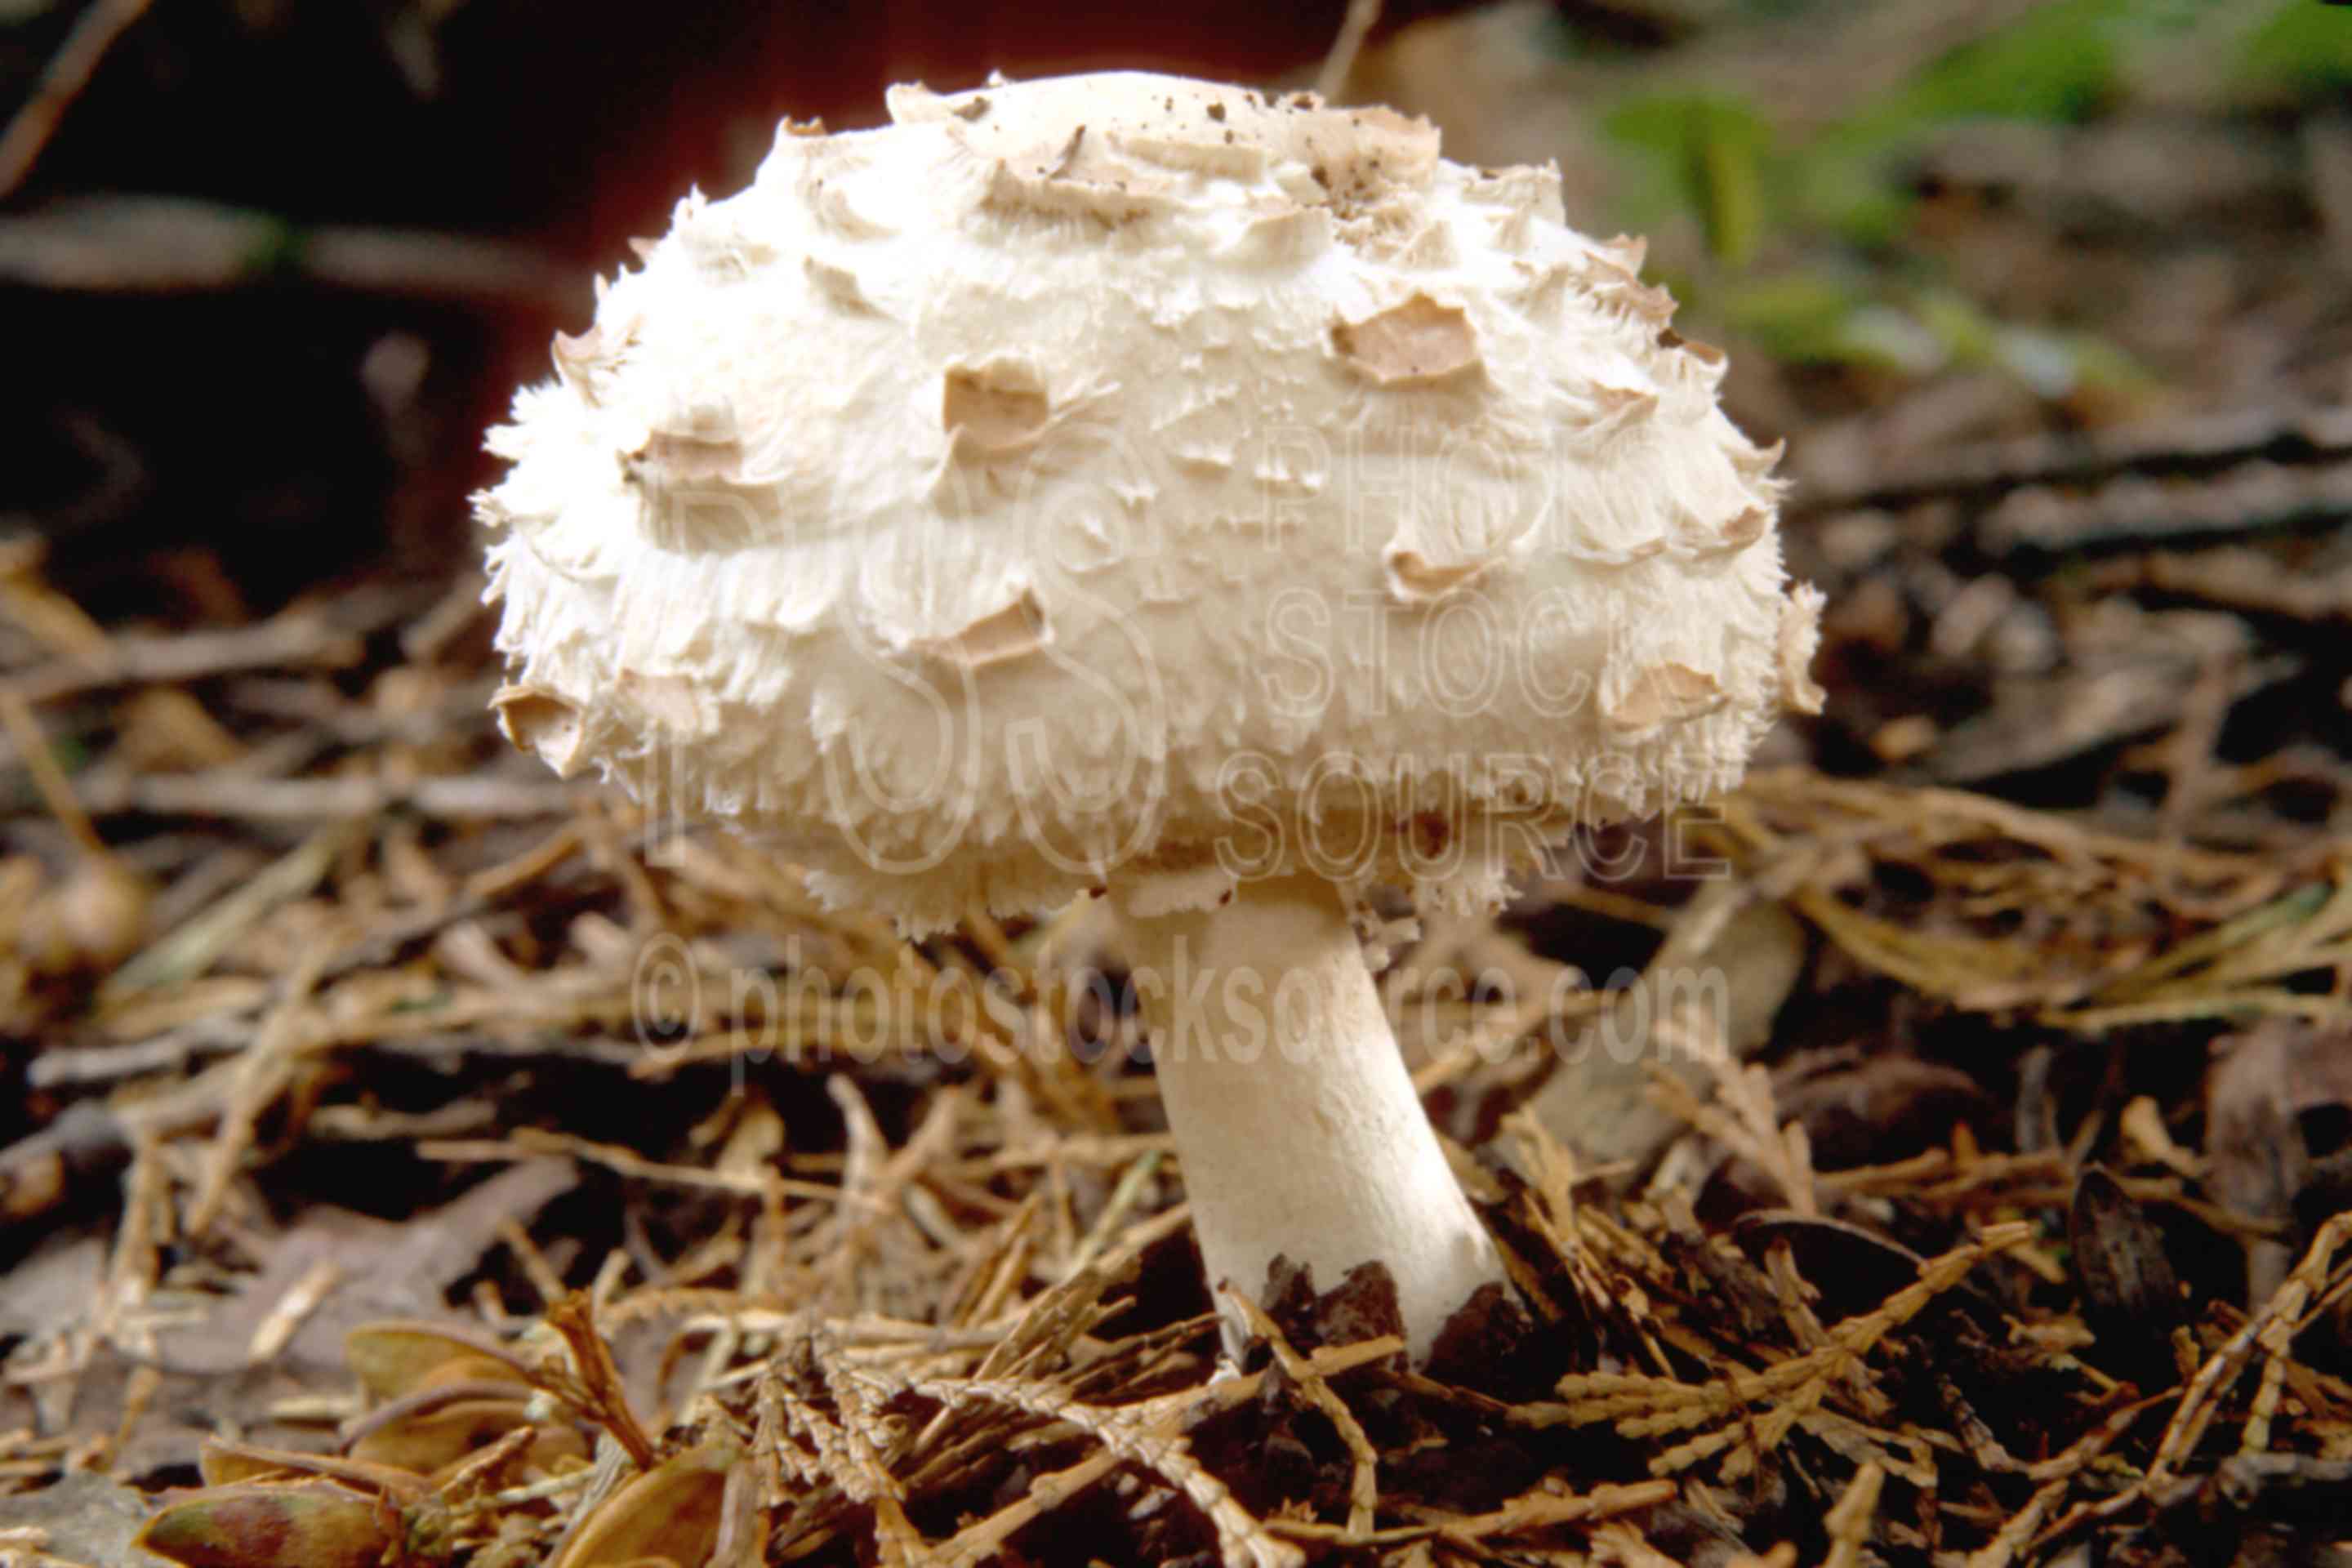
[1107,873,1505,1359]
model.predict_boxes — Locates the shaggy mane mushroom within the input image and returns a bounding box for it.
[479,69,1823,1357]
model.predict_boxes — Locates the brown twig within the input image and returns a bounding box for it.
[0,0,154,200]
[1315,0,1382,103]
[0,194,578,307]
[545,1291,660,1472]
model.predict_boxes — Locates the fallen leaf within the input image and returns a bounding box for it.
[551,1442,742,1568]
[136,1481,394,1568]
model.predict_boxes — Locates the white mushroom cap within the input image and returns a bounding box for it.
[480,70,1823,934]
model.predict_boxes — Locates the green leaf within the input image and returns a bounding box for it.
[1718,273,1876,364]
[1600,94,1774,265]
[1780,0,2136,244]
[1895,0,2128,124]
[2236,0,2352,103]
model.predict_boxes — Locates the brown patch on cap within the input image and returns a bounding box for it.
[493,686,589,775]
[550,329,599,386]
[1731,438,1786,483]
[943,362,1051,455]
[804,256,881,314]
[1660,328,1726,365]
[1778,586,1827,715]
[902,75,1435,209]
[1606,663,1726,733]
[1682,506,1769,559]
[918,586,1051,670]
[1600,232,1648,274]
[550,318,635,404]
[621,403,772,549]
[1384,545,1497,604]
[628,402,742,482]
[1331,294,1481,387]
[980,141,1174,225]
[1574,247,1677,326]
[1581,382,1659,432]
[1612,277,1678,325]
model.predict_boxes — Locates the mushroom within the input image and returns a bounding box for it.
[478,71,1824,1357]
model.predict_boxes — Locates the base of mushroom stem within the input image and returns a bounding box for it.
[1107,872,1510,1361]
[1234,1254,1534,1384]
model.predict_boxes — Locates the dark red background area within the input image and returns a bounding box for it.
[3,2,1510,615]
[11,2,1500,259]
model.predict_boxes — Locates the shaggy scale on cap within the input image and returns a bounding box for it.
[479,70,1823,934]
